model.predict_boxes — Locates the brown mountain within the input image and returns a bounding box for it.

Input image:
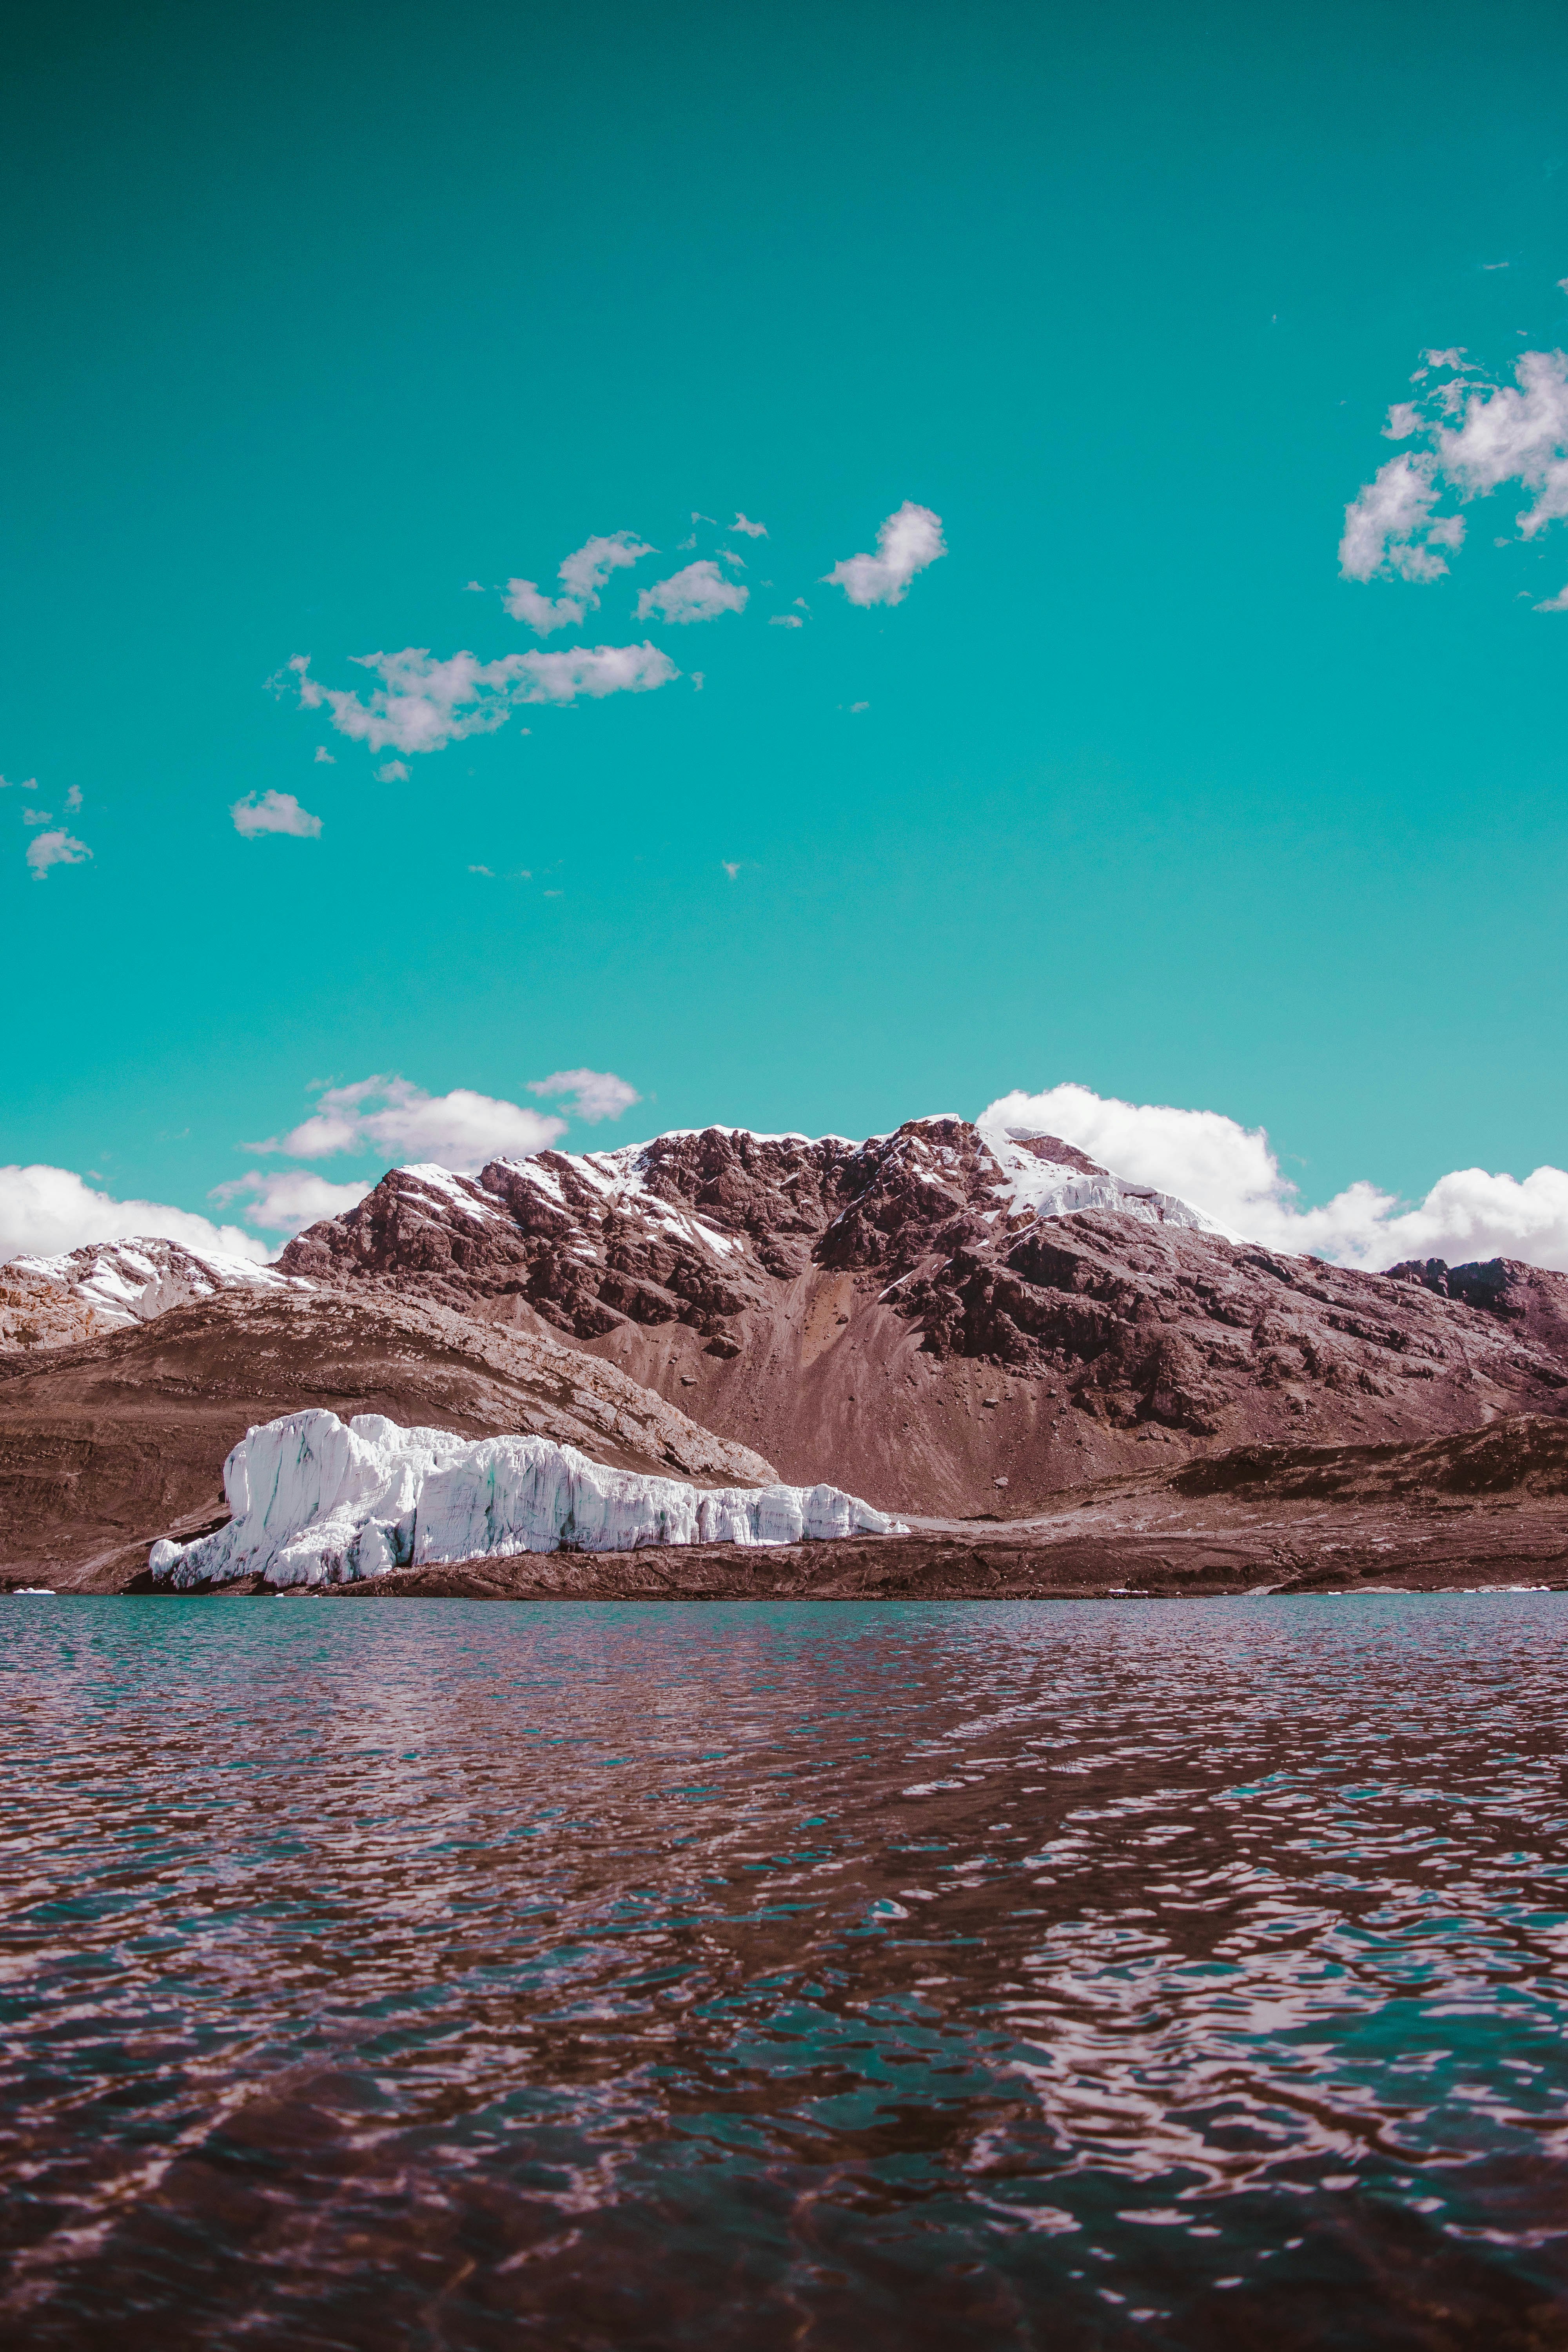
[276,1120,1568,1516]
[0,1287,774,1591]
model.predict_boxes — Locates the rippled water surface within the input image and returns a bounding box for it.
[4,1596,1568,2350]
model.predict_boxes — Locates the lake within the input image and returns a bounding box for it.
[3,1595,1566,2349]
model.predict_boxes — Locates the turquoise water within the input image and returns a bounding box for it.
[2,1595,1566,2348]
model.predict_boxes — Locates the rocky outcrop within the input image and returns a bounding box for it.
[149,1408,902,1591]
[277,1123,1568,1515]
[2,1236,305,1346]
[0,1288,775,1590]
[0,1265,111,1352]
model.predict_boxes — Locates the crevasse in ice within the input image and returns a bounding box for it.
[148,1409,905,1589]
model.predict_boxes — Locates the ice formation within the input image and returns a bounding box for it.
[12,1237,306,1329]
[148,1409,905,1590]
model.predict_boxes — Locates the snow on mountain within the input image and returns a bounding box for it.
[10,1236,309,1329]
[981,1126,1234,1236]
[148,1407,904,1590]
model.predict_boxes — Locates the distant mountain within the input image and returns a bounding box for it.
[1,1236,305,1351]
[276,1119,1568,1515]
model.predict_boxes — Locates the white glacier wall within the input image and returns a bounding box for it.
[149,1409,905,1590]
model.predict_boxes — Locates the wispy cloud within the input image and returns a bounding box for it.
[636,559,748,624]
[22,807,53,826]
[64,785,82,812]
[314,746,336,763]
[982,1081,1568,1272]
[252,1076,569,1172]
[1342,340,1568,584]
[0,1163,269,1263]
[26,828,91,880]
[526,1068,641,1122]
[276,642,678,755]
[730,512,768,538]
[232,789,322,839]
[503,531,656,633]
[824,501,947,606]
[769,613,804,628]
[209,1169,375,1237]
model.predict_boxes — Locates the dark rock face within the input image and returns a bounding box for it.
[277,1121,1568,1515]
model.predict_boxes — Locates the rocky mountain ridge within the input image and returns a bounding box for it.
[1,1236,305,1352]
[275,1119,1568,1514]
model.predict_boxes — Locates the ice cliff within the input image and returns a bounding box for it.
[148,1408,905,1589]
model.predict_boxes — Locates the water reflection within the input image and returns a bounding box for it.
[2,1595,1566,2348]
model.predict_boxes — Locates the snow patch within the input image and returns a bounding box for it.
[13,1237,308,1329]
[980,1129,1234,1238]
[149,1408,906,1589]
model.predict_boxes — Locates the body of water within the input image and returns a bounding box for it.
[3,1595,1566,2349]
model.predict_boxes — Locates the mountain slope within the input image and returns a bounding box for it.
[276,1121,1568,1514]
[0,1287,775,1588]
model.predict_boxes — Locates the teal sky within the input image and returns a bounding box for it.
[5,0,1568,1249]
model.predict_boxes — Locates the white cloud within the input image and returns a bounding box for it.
[64,785,82,811]
[824,500,947,606]
[730,512,768,537]
[375,759,410,782]
[514,642,679,700]
[636,560,748,624]
[981,1081,1568,1272]
[276,642,677,755]
[26,828,91,880]
[526,1068,641,1122]
[231,789,322,839]
[210,1170,374,1237]
[22,808,53,825]
[314,746,336,763]
[254,1076,568,1172]
[1535,583,1568,610]
[0,775,36,791]
[503,531,656,634]
[1343,343,1568,583]
[769,613,804,628]
[0,1164,270,1265]
[1338,454,1463,581]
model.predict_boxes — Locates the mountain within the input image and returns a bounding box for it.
[0,1236,305,1352]
[276,1119,1568,1515]
[0,1287,773,1590]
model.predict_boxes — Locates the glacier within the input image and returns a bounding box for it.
[148,1408,906,1590]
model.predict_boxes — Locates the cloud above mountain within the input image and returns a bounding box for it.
[527,1068,642,1121]
[0,1164,270,1264]
[982,1082,1568,1271]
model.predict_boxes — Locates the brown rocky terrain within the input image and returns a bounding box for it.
[276,1122,1568,1515]
[0,1288,774,1591]
[0,1265,111,1353]
[141,1416,1568,1602]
